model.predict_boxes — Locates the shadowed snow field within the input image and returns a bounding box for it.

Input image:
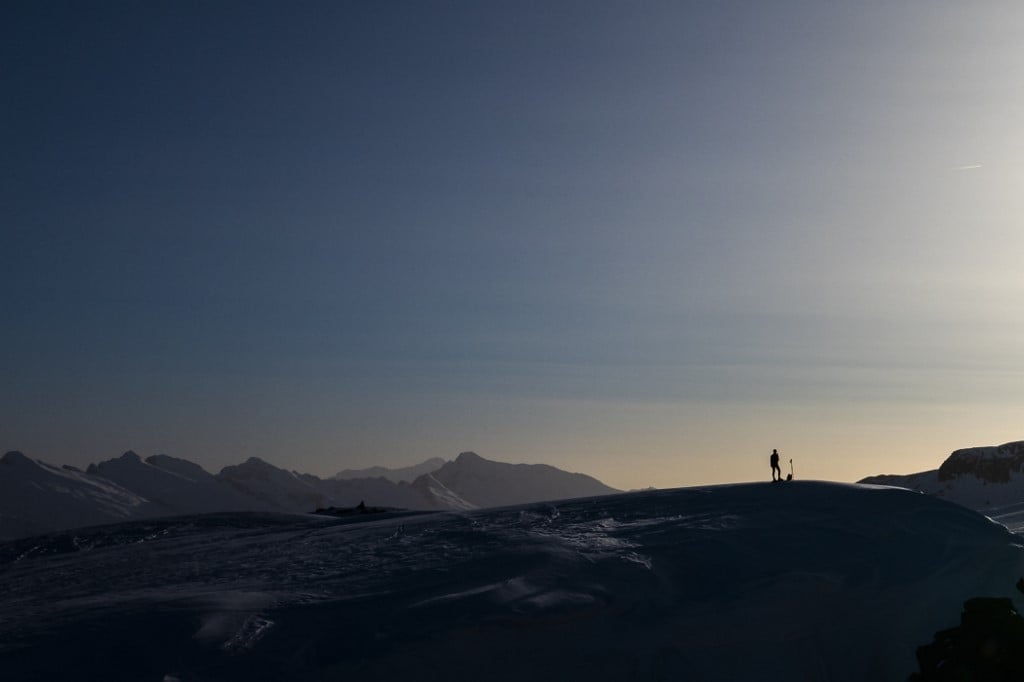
[2,482,1023,681]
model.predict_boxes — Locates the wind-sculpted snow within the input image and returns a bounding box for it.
[2,482,1023,681]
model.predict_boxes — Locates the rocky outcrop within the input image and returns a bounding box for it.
[938,442,1024,483]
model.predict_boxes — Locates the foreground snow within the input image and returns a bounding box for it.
[2,482,1023,681]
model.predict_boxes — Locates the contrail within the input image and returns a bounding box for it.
[955,163,983,171]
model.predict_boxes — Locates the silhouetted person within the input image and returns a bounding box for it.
[770,449,782,481]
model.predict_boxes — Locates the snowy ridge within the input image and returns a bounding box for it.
[2,482,1023,681]
[0,451,156,540]
[87,451,264,514]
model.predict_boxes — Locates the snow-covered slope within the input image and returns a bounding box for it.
[860,440,1024,511]
[414,472,477,510]
[411,451,620,508]
[0,451,157,540]
[334,457,446,483]
[5,481,1019,681]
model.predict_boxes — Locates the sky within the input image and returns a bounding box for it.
[4,1,1024,491]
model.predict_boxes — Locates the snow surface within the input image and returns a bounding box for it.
[2,481,1023,681]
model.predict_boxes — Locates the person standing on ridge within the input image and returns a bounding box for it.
[770,449,782,481]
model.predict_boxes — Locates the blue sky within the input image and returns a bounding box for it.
[5,2,1024,489]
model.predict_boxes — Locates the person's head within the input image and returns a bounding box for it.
[772,449,778,454]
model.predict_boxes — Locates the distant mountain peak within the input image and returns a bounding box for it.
[217,457,281,477]
[416,451,619,508]
[1,451,33,466]
[86,450,149,476]
[334,457,446,484]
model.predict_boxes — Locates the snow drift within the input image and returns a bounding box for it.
[2,481,1023,681]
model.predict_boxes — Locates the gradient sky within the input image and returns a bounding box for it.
[5,1,1024,490]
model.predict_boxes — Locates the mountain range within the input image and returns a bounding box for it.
[0,450,618,541]
[9,436,1023,543]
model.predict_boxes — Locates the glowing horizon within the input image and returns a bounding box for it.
[5,2,1024,491]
